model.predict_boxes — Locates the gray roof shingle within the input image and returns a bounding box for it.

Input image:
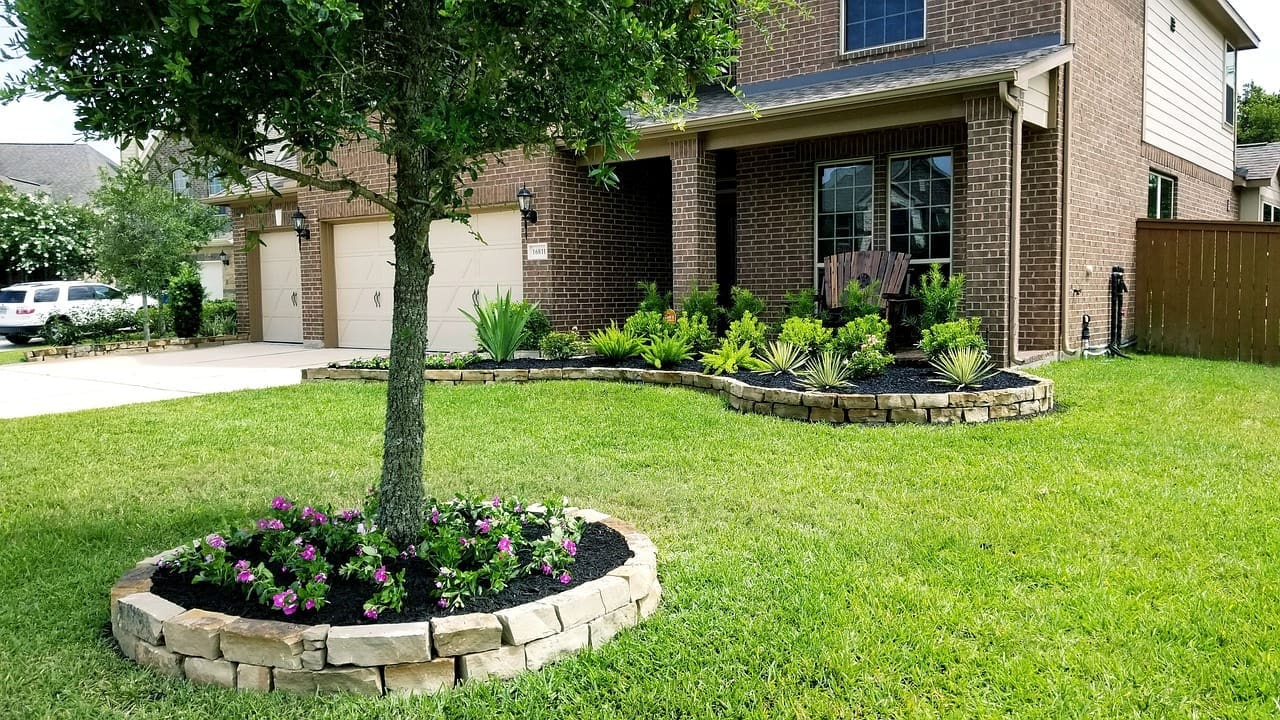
[0,143,118,204]
[1235,143,1280,182]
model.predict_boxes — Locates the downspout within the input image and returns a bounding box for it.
[999,81,1023,367]
[1059,0,1077,355]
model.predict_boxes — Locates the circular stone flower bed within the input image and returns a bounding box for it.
[307,357,1054,425]
[110,500,659,697]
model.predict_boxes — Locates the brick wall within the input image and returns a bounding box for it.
[229,197,298,337]
[738,0,1063,86]
[1020,118,1062,352]
[964,95,1013,362]
[670,138,718,302]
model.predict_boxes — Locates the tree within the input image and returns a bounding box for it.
[2,0,791,544]
[0,183,98,284]
[1238,83,1280,145]
[91,164,225,339]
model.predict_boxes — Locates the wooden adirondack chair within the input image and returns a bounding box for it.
[821,250,912,311]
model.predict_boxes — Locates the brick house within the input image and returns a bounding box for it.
[224,0,1259,364]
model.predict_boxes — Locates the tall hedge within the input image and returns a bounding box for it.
[168,265,205,338]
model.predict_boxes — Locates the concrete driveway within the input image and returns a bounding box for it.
[0,343,367,419]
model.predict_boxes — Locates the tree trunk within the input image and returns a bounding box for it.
[141,291,151,341]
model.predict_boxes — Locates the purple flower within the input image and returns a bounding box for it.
[492,496,502,508]
[300,544,316,561]
[497,536,512,554]
[373,565,389,584]
[458,537,469,547]
[282,604,297,616]
[304,599,316,611]
[301,507,328,526]
[435,581,444,589]
[477,518,492,534]
[313,572,327,584]
[559,572,572,585]
[541,562,553,576]
[271,496,293,511]
[257,518,284,531]
[364,608,379,620]
[338,509,361,522]
[205,534,227,550]
[437,598,448,608]
[430,507,440,525]
[236,570,255,583]
[292,536,303,546]
[561,539,577,557]
[514,503,524,514]
[272,590,297,609]
[234,559,250,571]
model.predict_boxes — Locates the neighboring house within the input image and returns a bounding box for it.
[0,143,116,204]
[222,0,1259,363]
[125,135,237,300]
[1235,143,1280,222]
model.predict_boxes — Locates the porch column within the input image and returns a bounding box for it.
[963,95,1014,364]
[670,136,717,302]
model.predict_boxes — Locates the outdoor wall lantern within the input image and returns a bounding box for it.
[219,250,230,266]
[292,208,311,247]
[517,185,538,224]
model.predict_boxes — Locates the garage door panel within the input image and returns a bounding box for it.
[334,222,395,349]
[258,231,302,343]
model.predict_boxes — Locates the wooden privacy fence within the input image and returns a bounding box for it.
[1135,220,1280,365]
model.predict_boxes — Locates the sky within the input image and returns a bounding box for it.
[0,1,1278,164]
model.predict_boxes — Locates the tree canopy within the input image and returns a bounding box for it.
[3,0,792,543]
[1238,83,1280,145]
[0,183,99,284]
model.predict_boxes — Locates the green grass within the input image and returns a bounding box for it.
[0,348,26,364]
[1,355,1278,719]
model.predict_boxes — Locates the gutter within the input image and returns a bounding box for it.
[999,81,1024,367]
[1059,0,1077,356]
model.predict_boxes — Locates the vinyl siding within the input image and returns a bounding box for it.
[1024,73,1052,128]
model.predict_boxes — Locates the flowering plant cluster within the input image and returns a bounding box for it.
[163,492,585,620]
[331,352,481,371]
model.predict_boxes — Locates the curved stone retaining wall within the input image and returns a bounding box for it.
[25,333,249,362]
[303,366,1054,424]
[110,512,659,696]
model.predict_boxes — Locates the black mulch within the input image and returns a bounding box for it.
[465,356,1037,395]
[150,523,632,626]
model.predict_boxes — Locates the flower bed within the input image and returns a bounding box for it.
[307,358,1054,425]
[110,497,658,696]
[24,333,248,362]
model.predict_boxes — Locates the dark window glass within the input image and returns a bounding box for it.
[0,290,28,303]
[845,0,925,52]
[34,288,59,302]
[889,153,952,274]
[1147,172,1176,219]
[67,286,95,301]
[1225,45,1237,125]
[815,161,875,270]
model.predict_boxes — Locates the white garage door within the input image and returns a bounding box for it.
[257,231,302,343]
[198,260,224,300]
[331,209,523,351]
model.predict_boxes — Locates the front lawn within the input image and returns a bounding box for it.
[1,356,1277,718]
[0,348,26,365]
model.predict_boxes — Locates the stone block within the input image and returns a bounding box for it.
[930,407,963,424]
[274,667,384,697]
[460,370,494,382]
[877,394,914,409]
[691,373,715,389]
[430,614,501,657]
[327,622,432,666]
[889,408,928,424]
[772,403,809,420]
[742,385,765,402]
[528,368,563,380]
[589,604,639,648]
[491,369,530,382]
[1018,400,1040,416]
[571,508,609,523]
[183,657,236,688]
[588,576,632,612]
[846,408,888,423]
[948,392,979,407]
[385,659,456,695]
[913,393,949,408]
[726,379,745,398]
[638,581,662,618]
[963,406,990,423]
[302,624,329,651]
[1033,382,1049,399]
[525,625,590,670]
[495,602,561,645]
[220,618,308,669]
[762,387,803,405]
[302,649,325,670]
[727,394,747,411]
[548,585,607,629]
[115,593,185,645]
[110,565,155,613]
[750,401,774,416]
[809,406,845,423]
[837,394,878,409]
[164,609,235,659]
[802,392,837,408]
[608,563,656,602]
[459,645,526,682]
[989,403,1020,419]
[236,664,272,692]
[113,624,140,661]
[135,641,183,678]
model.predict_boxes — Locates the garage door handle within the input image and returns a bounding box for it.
[374,290,382,308]
[291,291,298,307]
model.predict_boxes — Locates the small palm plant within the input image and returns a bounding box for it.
[796,351,853,391]
[756,340,808,376]
[929,346,998,390]
[459,288,532,362]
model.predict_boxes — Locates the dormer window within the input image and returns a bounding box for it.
[844,0,926,54]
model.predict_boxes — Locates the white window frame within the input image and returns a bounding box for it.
[840,0,928,56]
[1148,171,1177,219]
[813,157,876,288]
[886,149,955,270]
[1264,203,1280,223]
[1224,42,1238,127]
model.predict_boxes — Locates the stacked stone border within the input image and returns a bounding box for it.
[302,365,1054,424]
[110,511,658,697]
[25,334,249,362]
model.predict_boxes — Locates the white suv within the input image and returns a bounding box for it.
[0,281,146,345]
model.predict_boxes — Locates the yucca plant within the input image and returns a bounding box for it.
[929,346,998,390]
[700,340,765,375]
[459,288,532,362]
[640,335,693,369]
[796,351,853,391]
[756,340,808,376]
[587,322,643,361]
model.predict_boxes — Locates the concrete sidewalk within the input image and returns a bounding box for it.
[0,343,368,418]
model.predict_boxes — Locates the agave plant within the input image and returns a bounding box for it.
[459,288,532,362]
[929,346,998,390]
[755,340,808,376]
[587,322,643,361]
[796,352,853,391]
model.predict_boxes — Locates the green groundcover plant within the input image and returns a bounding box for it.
[165,493,583,620]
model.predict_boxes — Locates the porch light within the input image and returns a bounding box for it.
[292,208,310,246]
[517,185,538,224]
[219,250,229,266]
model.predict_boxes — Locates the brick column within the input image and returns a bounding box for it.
[963,95,1014,363]
[670,137,717,302]
[296,191,325,347]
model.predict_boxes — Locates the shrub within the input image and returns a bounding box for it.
[168,264,205,338]
[848,346,894,378]
[539,330,585,359]
[588,322,643,361]
[796,351,853,391]
[623,310,670,341]
[756,340,808,376]
[727,286,766,323]
[678,281,723,331]
[930,346,998,390]
[44,305,139,346]
[519,303,552,350]
[460,288,532,362]
[778,316,833,354]
[424,351,481,369]
[782,286,819,320]
[918,317,986,360]
[200,299,237,336]
[335,355,389,369]
[137,304,173,337]
[636,280,672,313]
[837,278,881,323]
[725,311,768,350]
[833,315,890,357]
[640,335,692,369]
[912,263,965,329]
[700,339,764,375]
[674,312,715,352]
